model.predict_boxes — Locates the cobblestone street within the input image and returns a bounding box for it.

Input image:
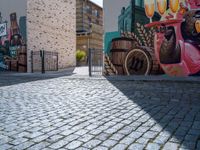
[0,75,200,150]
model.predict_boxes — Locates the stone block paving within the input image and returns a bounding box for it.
[0,76,200,150]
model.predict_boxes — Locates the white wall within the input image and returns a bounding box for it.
[27,0,76,72]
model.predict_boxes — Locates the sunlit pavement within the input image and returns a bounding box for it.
[0,75,200,150]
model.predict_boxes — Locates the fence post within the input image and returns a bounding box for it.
[89,48,92,77]
[40,50,45,74]
[31,51,33,73]
[56,53,58,71]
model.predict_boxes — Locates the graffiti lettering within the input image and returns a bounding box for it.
[0,23,7,37]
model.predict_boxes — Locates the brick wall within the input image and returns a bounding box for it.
[27,0,76,72]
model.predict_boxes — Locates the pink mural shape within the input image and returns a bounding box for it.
[145,0,200,76]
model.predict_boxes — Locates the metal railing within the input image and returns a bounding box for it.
[31,50,58,73]
[89,48,103,76]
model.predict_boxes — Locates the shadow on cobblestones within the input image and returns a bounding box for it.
[107,79,200,150]
[0,75,71,87]
[0,72,74,87]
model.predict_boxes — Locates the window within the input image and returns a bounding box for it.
[93,9,99,17]
[85,5,92,14]
[135,0,144,7]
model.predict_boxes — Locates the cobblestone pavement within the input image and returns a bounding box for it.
[0,76,200,150]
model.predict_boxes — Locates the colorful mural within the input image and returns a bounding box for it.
[0,12,27,72]
[104,0,200,77]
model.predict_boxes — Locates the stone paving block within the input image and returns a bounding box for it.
[180,142,196,150]
[65,140,83,149]
[0,144,13,150]
[47,129,61,136]
[41,127,56,133]
[15,131,30,138]
[49,138,70,149]
[192,121,200,130]
[85,124,98,130]
[10,137,28,145]
[104,128,118,134]
[75,129,89,136]
[136,126,150,133]
[89,129,103,135]
[0,135,12,145]
[197,141,200,150]
[146,143,161,150]
[153,135,169,144]
[136,137,149,145]
[60,129,74,136]
[32,134,49,143]
[27,142,50,150]
[184,134,199,142]
[111,143,127,150]
[128,131,143,139]
[188,129,200,136]
[28,127,43,132]
[46,134,63,143]
[158,131,171,138]
[76,147,90,150]
[142,131,158,139]
[110,133,126,141]
[119,137,135,145]
[82,139,102,149]
[118,126,134,135]
[101,139,118,148]
[13,141,35,150]
[93,146,109,150]
[79,134,94,143]
[26,132,44,139]
[96,133,110,141]
[163,142,179,150]
[128,143,145,150]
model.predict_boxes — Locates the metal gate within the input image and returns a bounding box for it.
[31,50,58,73]
[89,48,104,76]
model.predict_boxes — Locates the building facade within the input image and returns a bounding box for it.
[76,0,103,65]
[27,0,76,72]
[0,0,76,72]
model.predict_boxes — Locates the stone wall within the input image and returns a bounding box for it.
[27,0,76,72]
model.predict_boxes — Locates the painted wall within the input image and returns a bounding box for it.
[27,0,76,72]
[103,0,200,77]
[0,1,27,72]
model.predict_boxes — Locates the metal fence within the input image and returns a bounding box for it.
[89,48,104,76]
[31,50,58,73]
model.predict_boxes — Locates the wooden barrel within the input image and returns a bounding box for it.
[110,37,134,75]
[111,37,134,50]
[17,46,27,72]
[124,46,163,75]
[10,59,18,71]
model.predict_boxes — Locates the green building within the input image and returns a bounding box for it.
[118,0,160,33]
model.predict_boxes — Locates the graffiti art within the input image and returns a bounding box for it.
[104,0,200,77]
[0,12,27,72]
